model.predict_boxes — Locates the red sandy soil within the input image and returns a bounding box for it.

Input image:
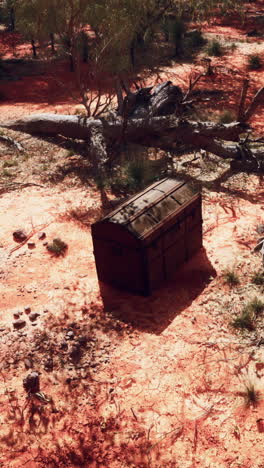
[0,4,264,468]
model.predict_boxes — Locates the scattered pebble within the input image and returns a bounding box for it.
[29,312,40,322]
[13,319,26,330]
[24,358,33,369]
[27,242,36,249]
[38,232,46,240]
[24,306,31,314]
[13,229,27,243]
[66,330,74,340]
[13,312,21,319]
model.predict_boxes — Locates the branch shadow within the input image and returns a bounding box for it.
[100,247,216,335]
[172,167,264,204]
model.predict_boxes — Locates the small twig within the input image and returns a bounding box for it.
[243,86,264,122]
[183,72,205,102]
[237,78,249,121]
[10,222,50,254]
[0,182,44,196]
[193,420,198,452]
[147,423,154,440]
[148,425,183,452]
[130,407,138,421]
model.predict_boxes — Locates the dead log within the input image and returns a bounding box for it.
[1,82,263,171]
[2,113,263,165]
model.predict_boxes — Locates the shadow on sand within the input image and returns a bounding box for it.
[99,247,216,335]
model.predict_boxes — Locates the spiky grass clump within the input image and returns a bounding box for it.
[244,384,261,408]
[218,110,235,124]
[248,54,262,70]
[251,271,264,286]
[47,238,68,256]
[231,310,255,331]
[245,297,264,317]
[223,268,240,286]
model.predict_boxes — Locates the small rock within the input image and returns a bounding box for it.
[43,241,48,246]
[44,358,53,371]
[13,312,21,320]
[66,330,74,340]
[13,229,27,243]
[29,312,40,322]
[24,358,33,369]
[70,344,82,361]
[69,322,77,328]
[256,224,264,235]
[27,242,36,250]
[23,371,40,394]
[38,232,46,240]
[13,319,26,330]
[24,306,31,314]
[78,336,88,347]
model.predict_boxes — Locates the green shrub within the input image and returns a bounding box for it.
[231,310,255,331]
[248,54,262,70]
[218,110,236,124]
[47,238,68,256]
[251,271,264,285]
[207,40,222,56]
[223,268,240,286]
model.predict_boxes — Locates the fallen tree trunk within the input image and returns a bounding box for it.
[2,113,263,163]
[1,81,263,171]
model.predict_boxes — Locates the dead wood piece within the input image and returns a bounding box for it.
[0,134,24,152]
[0,182,44,196]
[243,87,264,122]
[237,79,249,121]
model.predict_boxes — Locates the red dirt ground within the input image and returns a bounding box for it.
[0,4,264,467]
